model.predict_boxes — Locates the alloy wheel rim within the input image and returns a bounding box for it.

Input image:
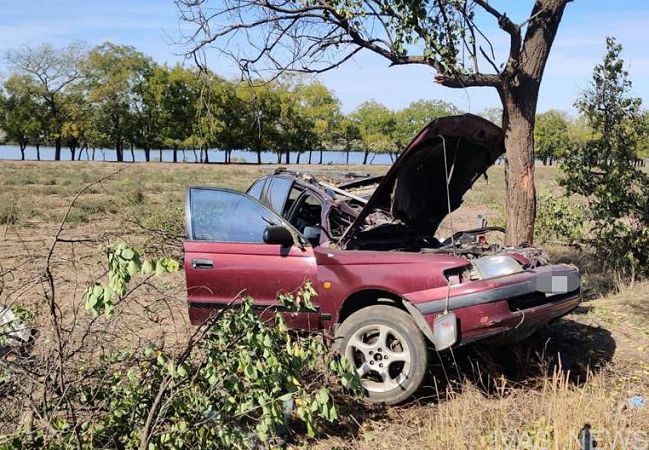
[344,324,412,393]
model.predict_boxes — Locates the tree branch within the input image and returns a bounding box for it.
[473,0,522,73]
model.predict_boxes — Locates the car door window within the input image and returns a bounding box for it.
[290,194,323,233]
[188,188,283,243]
[247,178,266,200]
[266,177,293,213]
[283,185,304,218]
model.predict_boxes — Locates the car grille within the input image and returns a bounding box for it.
[506,292,549,311]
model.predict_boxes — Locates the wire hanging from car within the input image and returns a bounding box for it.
[440,135,457,258]
[440,134,457,315]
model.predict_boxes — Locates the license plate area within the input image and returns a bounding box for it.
[535,269,580,295]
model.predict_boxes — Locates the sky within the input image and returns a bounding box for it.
[0,0,647,115]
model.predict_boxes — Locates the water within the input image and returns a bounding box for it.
[0,145,396,165]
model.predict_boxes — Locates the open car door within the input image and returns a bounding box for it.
[184,187,320,329]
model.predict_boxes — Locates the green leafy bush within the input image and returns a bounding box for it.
[535,193,584,244]
[85,242,180,317]
[3,244,360,449]
[560,37,649,277]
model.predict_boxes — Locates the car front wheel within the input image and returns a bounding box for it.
[334,305,428,405]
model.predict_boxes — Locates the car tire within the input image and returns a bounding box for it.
[333,305,428,405]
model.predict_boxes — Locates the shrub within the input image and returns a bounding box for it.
[535,193,583,244]
[560,37,649,277]
[65,198,118,224]
[2,244,360,449]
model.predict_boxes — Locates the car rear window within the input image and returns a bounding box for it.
[247,178,266,200]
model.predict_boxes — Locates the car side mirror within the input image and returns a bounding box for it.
[303,226,322,246]
[263,225,294,246]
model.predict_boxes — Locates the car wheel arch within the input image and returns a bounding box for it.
[336,289,437,347]
[336,289,407,325]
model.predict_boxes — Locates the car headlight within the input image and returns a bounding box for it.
[471,255,524,280]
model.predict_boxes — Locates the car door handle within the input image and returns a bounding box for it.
[191,258,214,269]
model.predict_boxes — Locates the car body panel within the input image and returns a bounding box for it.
[311,248,471,325]
[183,114,581,352]
[185,241,319,328]
[403,263,581,344]
[184,187,320,329]
[340,114,506,245]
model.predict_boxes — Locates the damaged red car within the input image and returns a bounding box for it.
[183,114,581,405]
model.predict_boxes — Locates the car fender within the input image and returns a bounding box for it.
[402,298,436,344]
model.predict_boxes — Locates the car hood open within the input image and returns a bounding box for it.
[339,114,505,246]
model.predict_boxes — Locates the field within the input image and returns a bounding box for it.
[1,161,648,448]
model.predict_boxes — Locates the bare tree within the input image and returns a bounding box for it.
[176,0,571,245]
[5,43,85,161]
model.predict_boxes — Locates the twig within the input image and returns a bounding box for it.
[37,168,123,448]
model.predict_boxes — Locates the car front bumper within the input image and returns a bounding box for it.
[406,264,581,346]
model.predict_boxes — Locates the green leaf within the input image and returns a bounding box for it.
[92,284,104,298]
[127,260,139,276]
[141,260,155,274]
[121,248,135,261]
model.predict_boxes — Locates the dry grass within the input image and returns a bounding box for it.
[315,369,649,449]
[1,161,648,448]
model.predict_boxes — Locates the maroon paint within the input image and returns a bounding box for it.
[186,239,579,346]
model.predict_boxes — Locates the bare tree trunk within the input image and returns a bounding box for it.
[130,143,135,162]
[115,141,124,162]
[285,150,290,164]
[36,143,41,161]
[296,152,301,164]
[497,0,567,247]
[204,147,210,163]
[346,149,350,165]
[173,148,178,163]
[319,149,323,164]
[256,149,261,164]
[19,143,26,160]
[501,87,537,247]
[308,149,312,164]
[363,149,370,165]
[144,147,151,162]
[54,137,62,161]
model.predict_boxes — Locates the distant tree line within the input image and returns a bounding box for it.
[0,42,460,164]
[0,42,647,165]
[480,106,647,167]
